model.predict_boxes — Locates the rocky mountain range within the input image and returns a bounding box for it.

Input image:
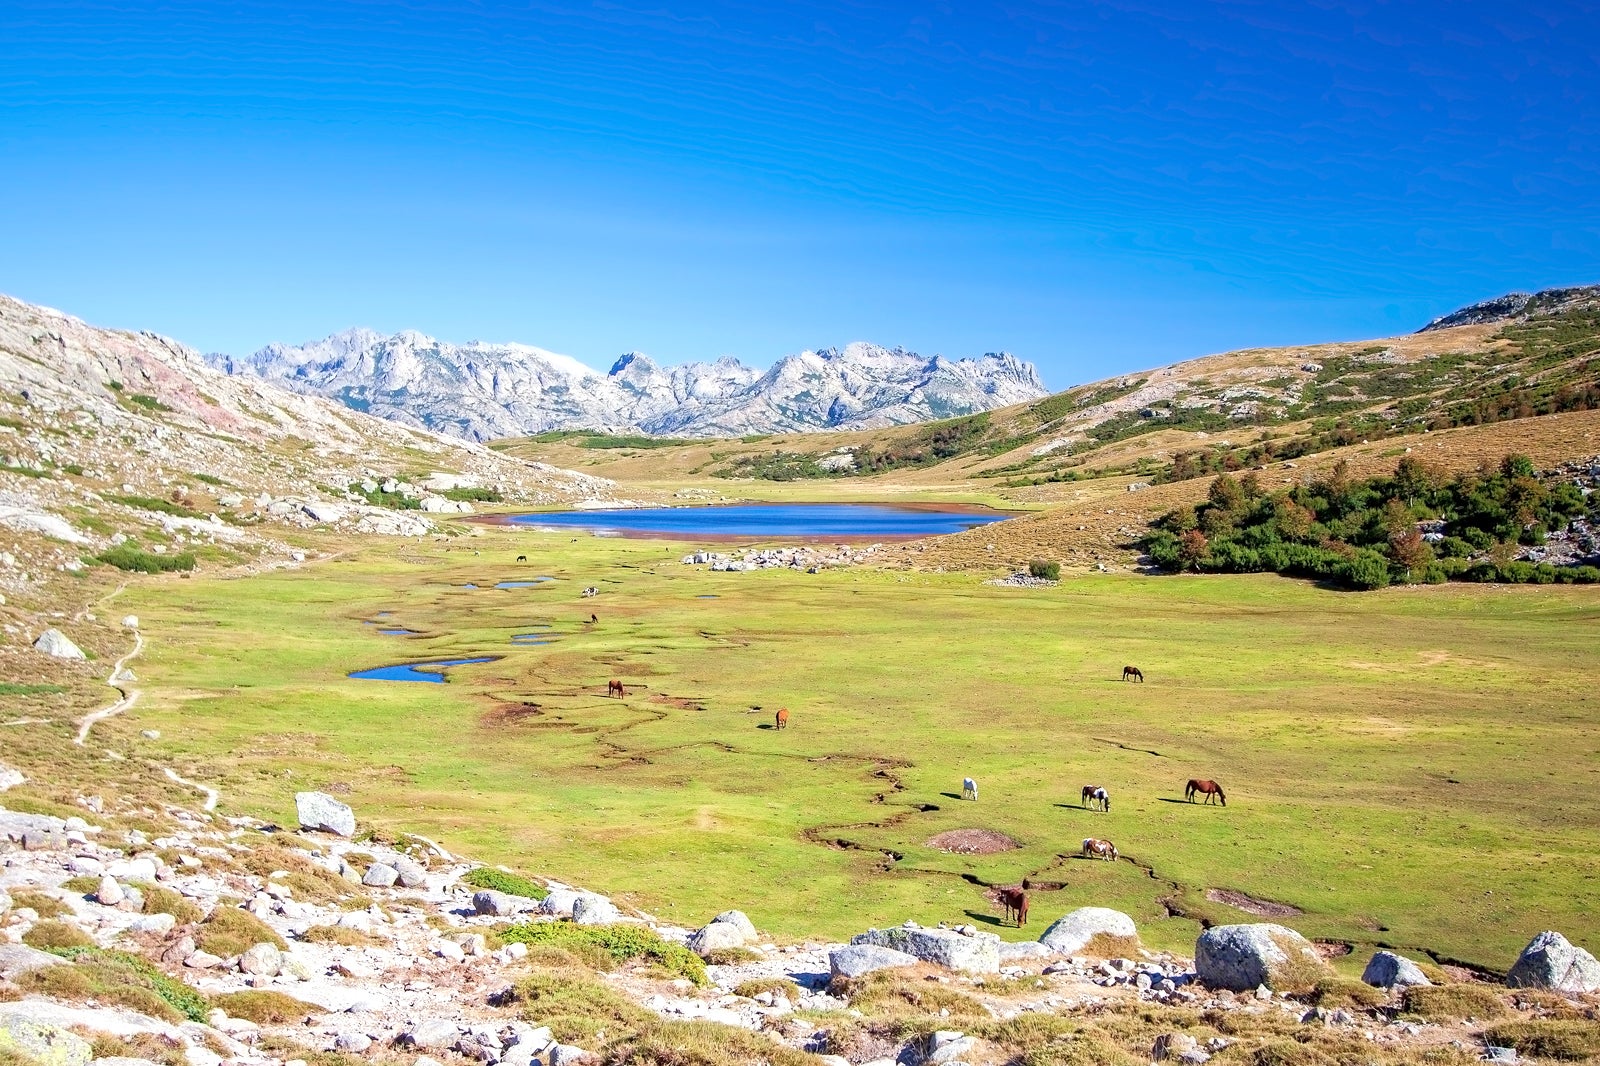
[207,330,1049,441]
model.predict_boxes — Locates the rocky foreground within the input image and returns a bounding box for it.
[3,774,1599,1066]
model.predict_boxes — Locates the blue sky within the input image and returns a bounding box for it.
[1,1,1595,388]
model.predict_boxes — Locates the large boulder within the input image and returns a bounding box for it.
[571,895,620,926]
[851,925,1000,973]
[392,857,428,888]
[1194,923,1330,992]
[0,943,67,979]
[687,920,751,957]
[1361,950,1431,989]
[1038,907,1138,955]
[0,1009,94,1066]
[709,910,756,938]
[33,629,85,660]
[828,944,919,979]
[294,791,356,837]
[362,863,399,888]
[1506,931,1600,993]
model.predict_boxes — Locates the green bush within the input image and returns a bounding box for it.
[496,921,706,984]
[95,544,197,574]
[1027,560,1060,581]
[462,866,548,900]
[441,486,503,502]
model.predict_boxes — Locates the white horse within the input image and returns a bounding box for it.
[962,777,978,801]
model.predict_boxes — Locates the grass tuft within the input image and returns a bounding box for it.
[21,919,95,951]
[1478,1020,1600,1061]
[496,922,705,984]
[195,906,288,957]
[16,947,209,1023]
[1400,982,1510,1022]
[731,977,800,1002]
[8,890,72,918]
[210,990,319,1024]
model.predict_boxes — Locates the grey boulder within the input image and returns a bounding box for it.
[403,1020,462,1050]
[0,1009,94,1066]
[571,895,620,925]
[1506,931,1600,993]
[393,857,428,888]
[851,925,1000,973]
[473,889,536,917]
[828,944,919,979]
[1038,907,1137,955]
[238,942,283,977]
[1194,923,1330,992]
[33,629,85,659]
[688,913,755,957]
[1361,950,1431,989]
[0,943,67,979]
[295,791,356,837]
[362,863,399,888]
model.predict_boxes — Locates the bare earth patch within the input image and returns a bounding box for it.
[927,828,1020,854]
[1206,888,1302,917]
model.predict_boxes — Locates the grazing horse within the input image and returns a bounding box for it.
[962,777,979,801]
[1122,665,1144,682]
[774,707,789,730]
[608,679,625,698]
[1081,837,1118,861]
[516,555,527,562]
[1185,779,1226,806]
[589,613,598,625]
[1082,785,1110,812]
[998,887,1029,927]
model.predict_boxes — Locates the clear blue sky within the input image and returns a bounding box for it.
[1,1,1595,388]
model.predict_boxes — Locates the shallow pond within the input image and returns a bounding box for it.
[501,502,1011,539]
[348,658,498,683]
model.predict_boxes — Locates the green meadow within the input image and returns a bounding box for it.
[126,529,1600,973]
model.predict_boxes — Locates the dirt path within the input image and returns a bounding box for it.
[74,627,143,745]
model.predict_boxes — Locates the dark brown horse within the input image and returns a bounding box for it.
[998,886,1029,927]
[1082,785,1110,812]
[516,555,527,562]
[608,679,625,698]
[1186,779,1226,805]
[1122,665,1144,682]
[774,707,789,730]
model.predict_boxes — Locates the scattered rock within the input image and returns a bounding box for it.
[688,916,753,956]
[1361,950,1431,989]
[95,875,125,907]
[1037,907,1137,955]
[33,628,85,659]
[0,764,25,791]
[362,862,399,888]
[1194,923,1330,992]
[571,895,620,925]
[238,942,283,977]
[403,1020,461,1050]
[472,890,535,917]
[1505,930,1600,993]
[393,857,428,888]
[829,944,921,979]
[294,791,356,837]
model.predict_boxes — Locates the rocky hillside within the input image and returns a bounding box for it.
[0,294,618,642]
[208,331,1047,441]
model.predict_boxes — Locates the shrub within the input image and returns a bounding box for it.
[195,906,287,957]
[496,922,705,984]
[1306,976,1386,1010]
[1401,982,1509,1022]
[95,544,196,574]
[732,977,800,1001]
[462,866,547,900]
[133,883,204,925]
[22,919,95,951]
[1028,559,1060,581]
[1480,1020,1600,1060]
[209,990,318,1024]
[8,889,71,917]
[18,948,209,1022]
[1341,548,1392,590]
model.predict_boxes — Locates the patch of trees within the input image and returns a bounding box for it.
[95,544,197,574]
[852,414,992,474]
[1143,455,1600,590]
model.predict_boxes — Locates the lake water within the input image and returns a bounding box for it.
[348,658,498,683]
[503,502,1011,539]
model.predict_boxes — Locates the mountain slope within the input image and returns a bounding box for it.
[209,330,1047,441]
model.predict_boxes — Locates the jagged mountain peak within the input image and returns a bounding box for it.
[208,327,1047,441]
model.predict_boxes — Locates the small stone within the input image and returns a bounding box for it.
[239,942,283,977]
[335,1033,372,1054]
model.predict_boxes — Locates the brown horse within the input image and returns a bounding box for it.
[608,679,625,698]
[516,555,527,562]
[1122,665,1144,682]
[1185,779,1226,805]
[1082,785,1110,812]
[774,707,789,730]
[998,886,1029,927]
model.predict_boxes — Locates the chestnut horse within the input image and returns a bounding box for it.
[1122,665,1143,682]
[608,679,625,698]
[1185,779,1226,805]
[774,707,789,730]
[998,887,1029,927]
[1081,785,1110,812]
